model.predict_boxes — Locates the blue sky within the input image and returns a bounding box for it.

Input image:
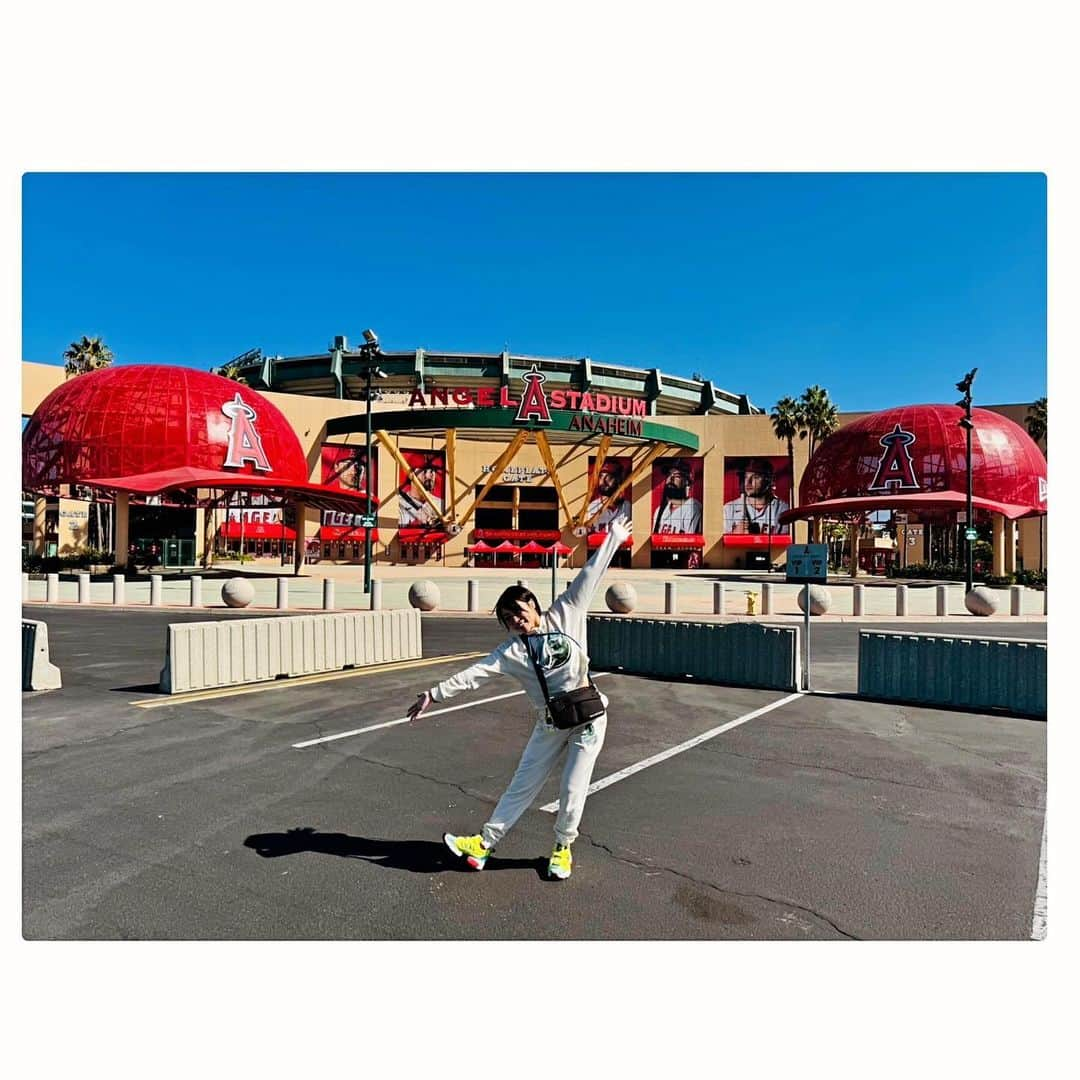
[21,173,1045,412]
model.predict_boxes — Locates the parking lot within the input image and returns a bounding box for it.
[23,606,1047,940]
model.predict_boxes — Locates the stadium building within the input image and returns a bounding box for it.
[20,335,1047,577]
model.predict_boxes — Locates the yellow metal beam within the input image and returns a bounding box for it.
[445,429,458,520]
[533,430,573,524]
[374,431,452,526]
[574,435,612,527]
[454,428,531,529]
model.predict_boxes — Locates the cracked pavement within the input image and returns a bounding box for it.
[23,606,1046,940]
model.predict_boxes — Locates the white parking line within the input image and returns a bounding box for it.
[1032,814,1047,940]
[290,672,614,749]
[540,692,804,812]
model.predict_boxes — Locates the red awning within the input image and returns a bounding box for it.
[398,528,450,544]
[467,541,496,553]
[77,467,381,515]
[218,521,296,540]
[651,533,704,550]
[519,541,550,554]
[493,541,521,553]
[586,532,633,549]
[778,490,1039,525]
[721,534,793,547]
[317,525,382,543]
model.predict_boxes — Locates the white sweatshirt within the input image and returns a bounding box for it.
[428,519,630,717]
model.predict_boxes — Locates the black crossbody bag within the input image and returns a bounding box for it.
[521,634,606,730]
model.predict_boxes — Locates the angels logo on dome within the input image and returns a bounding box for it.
[222,392,273,472]
[867,423,920,492]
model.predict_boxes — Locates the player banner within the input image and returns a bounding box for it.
[398,449,446,528]
[321,443,377,495]
[651,457,704,536]
[722,456,791,535]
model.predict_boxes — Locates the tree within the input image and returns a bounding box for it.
[1025,396,1047,450]
[217,362,248,385]
[799,384,840,461]
[796,385,840,542]
[63,335,114,377]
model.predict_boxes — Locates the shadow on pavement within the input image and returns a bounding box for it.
[243,826,548,876]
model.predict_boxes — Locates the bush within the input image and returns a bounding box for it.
[1015,569,1047,589]
[984,573,1015,588]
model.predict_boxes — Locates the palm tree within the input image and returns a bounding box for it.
[770,395,803,474]
[799,384,840,460]
[1026,396,1047,450]
[217,362,248,385]
[797,385,840,542]
[63,335,114,377]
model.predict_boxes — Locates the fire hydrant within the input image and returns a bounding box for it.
[745,591,757,615]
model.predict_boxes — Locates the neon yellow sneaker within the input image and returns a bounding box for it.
[548,843,573,880]
[444,833,490,870]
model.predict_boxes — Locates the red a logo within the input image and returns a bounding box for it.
[867,424,919,491]
[222,392,273,472]
[514,365,552,424]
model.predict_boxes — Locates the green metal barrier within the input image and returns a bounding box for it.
[857,631,1046,717]
[587,616,799,691]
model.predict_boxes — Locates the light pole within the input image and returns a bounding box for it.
[956,367,977,594]
[359,329,385,595]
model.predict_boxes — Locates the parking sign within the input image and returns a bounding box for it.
[786,544,828,583]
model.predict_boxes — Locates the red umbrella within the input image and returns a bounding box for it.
[493,540,521,553]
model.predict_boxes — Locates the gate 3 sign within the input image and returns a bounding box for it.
[786,544,828,583]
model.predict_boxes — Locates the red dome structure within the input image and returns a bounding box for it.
[22,365,374,512]
[780,404,1047,524]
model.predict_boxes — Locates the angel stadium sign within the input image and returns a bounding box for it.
[408,364,647,431]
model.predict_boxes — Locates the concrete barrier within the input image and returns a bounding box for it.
[895,584,908,616]
[371,580,383,611]
[852,584,865,616]
[190,575,203,608]
[587,615,800,692]
[323,578,336,610]
[664,581,677,614]
[113,573,126,606]
[761,583,773,615]
[936,585,949,617]
[150,574,163,606]
[78,572,91,604]
[277,578,289,610]
[1010,585,1023,617]
[713,582,725,616]
[158,609,423,694]
[857,630,1046,717]
[468,579,480,612]
[46,573,59,603]
[22,572,29,602]
[22,619,62,691]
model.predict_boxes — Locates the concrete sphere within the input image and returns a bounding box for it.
[408,580,440,611]
[797,584,832,616]
[605,582,637,614]
[964,586,1000,616]
[221,577,255,608]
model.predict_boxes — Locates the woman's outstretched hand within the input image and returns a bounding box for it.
[407,691,433,722]
[609,513,632,543]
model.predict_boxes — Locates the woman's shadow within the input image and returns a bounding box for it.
[244,826,548,877]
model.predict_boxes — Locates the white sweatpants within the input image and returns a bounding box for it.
[482,713,607,849]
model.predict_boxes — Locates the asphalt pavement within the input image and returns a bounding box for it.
[23,606,1047,940]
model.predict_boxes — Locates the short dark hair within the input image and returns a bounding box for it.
[493,585,542,629]
[666,460,692,477]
